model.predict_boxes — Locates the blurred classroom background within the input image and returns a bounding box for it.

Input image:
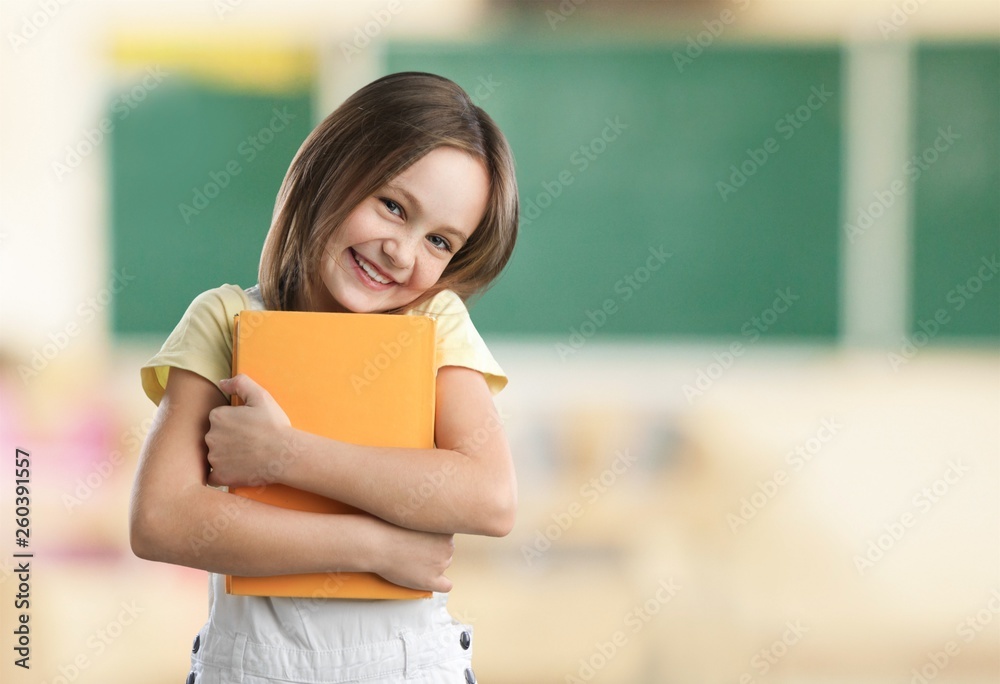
[1,0,998,682]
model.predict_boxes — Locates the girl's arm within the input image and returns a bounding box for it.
[129,368,456,592]
[205,366,517,537]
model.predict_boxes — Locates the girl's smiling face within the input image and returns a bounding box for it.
[313,146,490,313]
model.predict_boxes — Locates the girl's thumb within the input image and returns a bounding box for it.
[220,374,260,405]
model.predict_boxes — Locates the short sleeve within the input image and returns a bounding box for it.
[140,285,250,405]
[408,290,508,395]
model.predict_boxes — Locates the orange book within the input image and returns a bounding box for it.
[224,310,436,599]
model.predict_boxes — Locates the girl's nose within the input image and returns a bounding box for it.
[382,235,416,272]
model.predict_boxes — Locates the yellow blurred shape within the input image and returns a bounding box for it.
[110,34,315,93]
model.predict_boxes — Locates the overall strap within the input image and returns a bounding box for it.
[244,284,266,311]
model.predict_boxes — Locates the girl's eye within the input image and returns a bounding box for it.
[427,235,452,253]
[381,198,403,217]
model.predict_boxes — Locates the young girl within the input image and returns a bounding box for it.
[129,72,518,684]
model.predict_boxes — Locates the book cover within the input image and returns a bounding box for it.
[225,309,436,599]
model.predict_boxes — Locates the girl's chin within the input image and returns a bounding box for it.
[338,290,401,313]
[322,277,423,313]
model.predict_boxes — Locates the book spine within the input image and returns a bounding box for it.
[231,313,243,407]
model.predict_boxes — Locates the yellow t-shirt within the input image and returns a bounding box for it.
[140,284,507,405]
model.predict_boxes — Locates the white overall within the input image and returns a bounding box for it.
[186,286,477,684]
[186,574,475,683]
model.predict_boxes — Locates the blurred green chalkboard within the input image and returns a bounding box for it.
[110,78,313,334]
[386,43,843,338]
[911,44,1000,339]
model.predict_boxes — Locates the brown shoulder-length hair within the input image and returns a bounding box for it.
[258,71,518,312]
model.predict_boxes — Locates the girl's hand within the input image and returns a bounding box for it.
[369,519,455,593]
[205,375,292,488]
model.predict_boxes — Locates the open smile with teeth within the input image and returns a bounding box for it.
[352,250,393,285]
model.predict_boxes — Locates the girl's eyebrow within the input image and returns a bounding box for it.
[384,182,472,246]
